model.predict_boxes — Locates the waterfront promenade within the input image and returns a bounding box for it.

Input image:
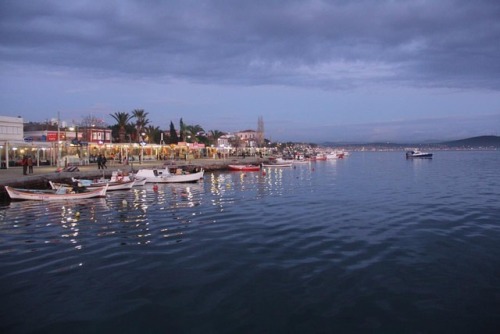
[0,156,263,199]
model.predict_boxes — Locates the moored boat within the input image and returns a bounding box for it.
[109,170,146,186]
[228,164,261,172]
[261,162,293,167]
[5,184,108,201]
[71,178,136,191]
[134,166,204,183]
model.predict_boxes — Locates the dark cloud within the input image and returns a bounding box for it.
[1,0,500,89]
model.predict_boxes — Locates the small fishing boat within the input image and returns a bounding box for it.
[406,150,433,158]
[228,164,261,171]
[261,162,293,168]
[109,170,146,186]
[310,153,327,161]
[5,184,108,201]
[134,166,204,183]
[292,159,310,164]
[71,178,136,191]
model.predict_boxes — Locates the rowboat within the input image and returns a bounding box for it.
[71,178,136,191]
[134,166,204,183]
[110,170,146,186]
[261,162,293,168]
[228,164,261,171]
[5,184,108,201]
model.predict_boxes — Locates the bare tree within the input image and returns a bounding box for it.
[80,114,106,128]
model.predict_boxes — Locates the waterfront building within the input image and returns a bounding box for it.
[0,116,53,168]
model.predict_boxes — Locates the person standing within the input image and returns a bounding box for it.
[102,155,107,169]
[28,156,34,174]
[21,156,28,175]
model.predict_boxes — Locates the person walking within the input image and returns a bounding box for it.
[21,155,28,175]
[102,155,107,169]
[97,154,103,169]
[28,156,34,174]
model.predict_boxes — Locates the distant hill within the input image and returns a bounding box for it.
[320,135,500,149]
[440,136,500,148]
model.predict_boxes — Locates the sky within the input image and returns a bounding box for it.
[1,0,500,143]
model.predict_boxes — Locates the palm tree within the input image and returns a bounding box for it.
[144,125,161,144]
[185,124,205,142]
[132,109,150,142]
[110,112,135,143]
[208,130,224,146]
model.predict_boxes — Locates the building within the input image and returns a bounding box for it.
[0,116,54,168]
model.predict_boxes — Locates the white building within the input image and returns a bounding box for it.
[0,116,53,168]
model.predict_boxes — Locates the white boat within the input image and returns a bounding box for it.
[5,184,108,201]
[71,177,136,191]
[406,150,433,158]
[325,150,346,159]
[292,159,310,164]
[134,166,204,183]
[109,170,146,186]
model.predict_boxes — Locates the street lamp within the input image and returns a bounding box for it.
[140,132,146,164]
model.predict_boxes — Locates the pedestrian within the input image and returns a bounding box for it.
[21,156,28,175]
[28,156,34,174]
[97,154,103,169]
[102,155,107,169]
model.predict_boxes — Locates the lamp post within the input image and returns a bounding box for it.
[140,132,146,164]
[57,112,61,166]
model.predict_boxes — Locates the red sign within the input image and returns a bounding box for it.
[47,133,58,141]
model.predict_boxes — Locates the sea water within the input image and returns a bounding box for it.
[1,151,499,333]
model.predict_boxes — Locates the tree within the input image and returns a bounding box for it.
[228,135,243,149]
[132,109,150,142]
[144,125,161,144]
[110,111,135,143]
[257,115,265,147]
[179,118,185,142]
[185,124,205,142]
[169,121,178,144]
[80,114,106,128]
[208,130,225,146]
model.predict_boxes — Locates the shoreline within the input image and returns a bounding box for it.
[0,157,265,201]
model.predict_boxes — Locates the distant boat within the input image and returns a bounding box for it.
[228,164,261,171]
[406,150,433,158]
[6,184,108,201]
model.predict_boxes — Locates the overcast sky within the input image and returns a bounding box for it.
[1,0,500,143]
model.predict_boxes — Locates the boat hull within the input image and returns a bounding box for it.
[134,168,204,183]
[406,151,433,158]
[228,165,261,171]
[6,185,107,201]
[261,163,293,167]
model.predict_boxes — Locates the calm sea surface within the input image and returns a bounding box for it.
[1,151,499,333]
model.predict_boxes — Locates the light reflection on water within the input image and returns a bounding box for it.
[1,151,500,333]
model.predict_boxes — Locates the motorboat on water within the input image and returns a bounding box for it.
[406,150,433,158]
[134,166,204,183]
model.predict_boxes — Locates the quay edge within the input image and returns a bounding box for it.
[0,158,266,201]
